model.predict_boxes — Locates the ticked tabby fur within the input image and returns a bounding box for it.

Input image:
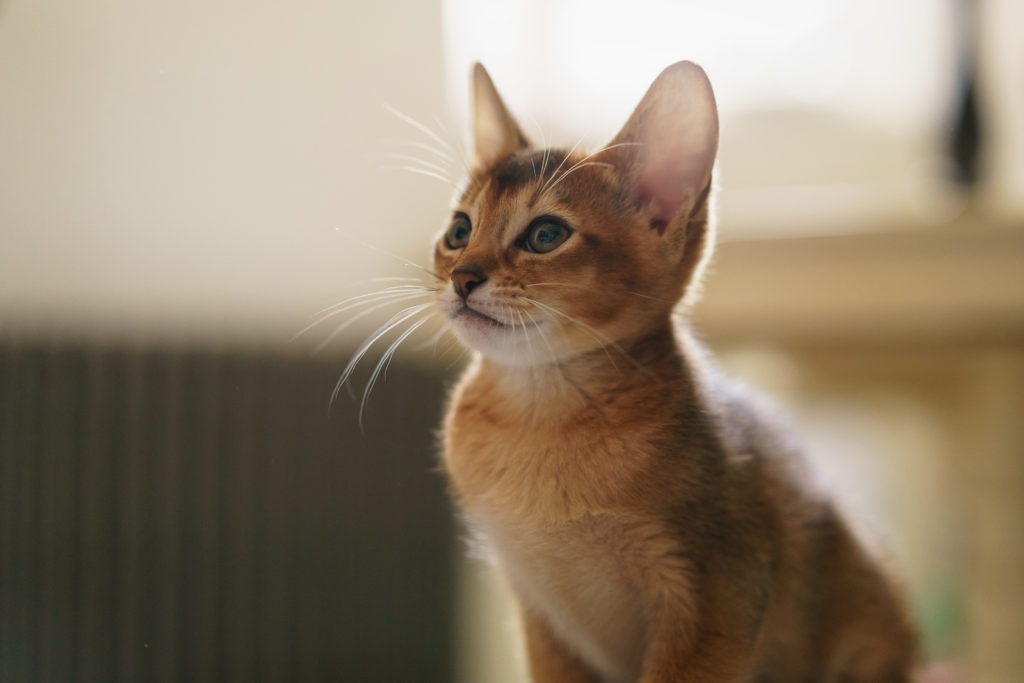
[435,62,918,683]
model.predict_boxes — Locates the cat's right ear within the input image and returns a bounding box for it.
[472,63,529,170]
[607,61,719,235]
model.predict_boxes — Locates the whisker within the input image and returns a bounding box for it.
[536,134,587,200]
[544,161,613,196]
[361,275,430,284]
[312,292,432,354]
[409,324,449,353]
[380,137,453,163]
[534,119,553,184]
[524,113,547,181]
[443,345,471,372]
[384,104,451,153]
[513,309,529,364]
[515,309,543,404]
[312,284,436,318]
[375,153,451,176]
[293,288,433,343]
[330,302,433,410]
[430,115,473,174]
[359,314,432,428]
[522,306,613,417]
[561,141,639,175]
[536,140,640,201]
[523,297,650,374]
[359,242,445,281]
[521,308,557,367]
[432,333,461,365]
[526,281,675,305]
[382,164,458,188]
[524,298,618,372]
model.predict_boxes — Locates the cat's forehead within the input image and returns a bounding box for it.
[461,149,570,207]
[453,147,633,244]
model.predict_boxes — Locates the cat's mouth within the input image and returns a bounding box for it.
[454,304,507,328]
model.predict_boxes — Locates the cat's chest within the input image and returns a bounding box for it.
[442,382,665,681]
[443,388,657,523]
[475,511,649,682]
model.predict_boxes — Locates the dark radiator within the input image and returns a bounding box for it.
[0,339,457,682]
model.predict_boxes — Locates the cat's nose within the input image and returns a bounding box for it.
[452,267,487,301]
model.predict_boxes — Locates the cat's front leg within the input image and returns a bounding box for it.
[521,606,603,683]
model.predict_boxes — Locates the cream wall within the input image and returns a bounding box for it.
[0,0,451,346]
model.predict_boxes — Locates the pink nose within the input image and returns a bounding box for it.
[452,268,486,300]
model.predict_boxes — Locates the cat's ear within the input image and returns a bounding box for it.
[472,63,529,169]
[608,61,718,234]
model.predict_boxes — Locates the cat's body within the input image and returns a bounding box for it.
[434,62,917,682]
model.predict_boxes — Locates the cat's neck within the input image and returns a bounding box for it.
[470,324,702,421]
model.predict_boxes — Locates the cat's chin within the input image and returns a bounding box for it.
[447,311,556,368]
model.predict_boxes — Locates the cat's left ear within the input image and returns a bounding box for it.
[472,63,529,169]
[608,61,719,234]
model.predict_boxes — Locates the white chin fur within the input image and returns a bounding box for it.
[440,291,561,368]
[448,312,553,367]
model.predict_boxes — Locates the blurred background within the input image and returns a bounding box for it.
[1,0,1022,681]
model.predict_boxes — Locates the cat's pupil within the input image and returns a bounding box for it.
[526,220,569,253]
[536,226,558,243]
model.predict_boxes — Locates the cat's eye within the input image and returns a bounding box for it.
[444,214,472,250]
[523,219,571,254]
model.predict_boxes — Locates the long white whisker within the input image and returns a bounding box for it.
[380,138,453,163]
[534,118,553,184]
[521,308,557,367]
[293,288,431,343]
[384,104,451,152]
[514,310,541,403]
[430,115,472,174]
[361,275,429,284]
[294,290,425,348]
[443,345,471,373]
[297,286,430,336]
[538,135,587,198]
[312,284,435,318]
[524,297,642,373]
[524,113,547,181]
[526,281,674,304]
[558,141,639,179]
[359,315,431,428]
[544,161,614,196]
[375,153,451,176]
[410,324,449,352]
[359,242,445,281]
[524,306,615,417]
[382,164,457,187]
[312,292,432,354]
[434,333,464,366]
[330,303,432,409]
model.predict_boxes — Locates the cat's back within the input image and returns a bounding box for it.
[698,364,920,678]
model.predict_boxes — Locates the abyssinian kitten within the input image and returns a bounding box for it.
[434,62,918,682]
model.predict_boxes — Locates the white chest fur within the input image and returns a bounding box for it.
[472,510,648,683]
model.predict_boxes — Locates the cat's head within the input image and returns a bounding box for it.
[434,62,718,367]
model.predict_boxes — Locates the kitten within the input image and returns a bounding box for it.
[435,62,917,682]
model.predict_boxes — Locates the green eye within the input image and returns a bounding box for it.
[524,219,571,254]
[444,214,472,250]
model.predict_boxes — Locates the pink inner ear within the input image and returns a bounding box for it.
[636,155,702,235]
[608,62,719,236]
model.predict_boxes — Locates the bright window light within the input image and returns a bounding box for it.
[442,0,966,237]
